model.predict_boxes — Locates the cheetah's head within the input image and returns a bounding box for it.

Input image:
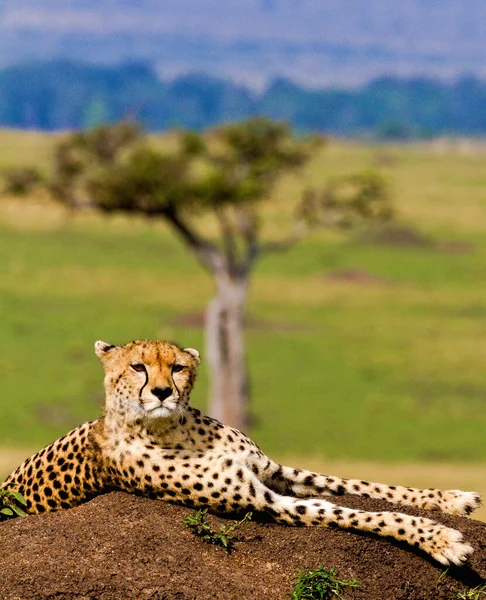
[95,339,200,422]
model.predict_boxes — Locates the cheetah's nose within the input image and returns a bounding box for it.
[151,387,173,401]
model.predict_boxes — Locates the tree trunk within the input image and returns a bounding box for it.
[206,273,249,431]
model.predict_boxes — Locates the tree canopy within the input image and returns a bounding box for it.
[3,118,393,429]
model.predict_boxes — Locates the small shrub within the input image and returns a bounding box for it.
[3,167,42,195]
[288,566,359,600]
[184,508,252,553]
[0,485,28,519]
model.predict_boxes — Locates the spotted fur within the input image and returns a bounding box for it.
[4,339,481,566]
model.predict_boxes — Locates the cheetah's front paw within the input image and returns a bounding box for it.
[427,526,473,566]
[441,490,482,516]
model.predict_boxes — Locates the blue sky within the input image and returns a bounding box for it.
[1,1,484,86]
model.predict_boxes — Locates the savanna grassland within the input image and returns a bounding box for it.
[1,131,485,520]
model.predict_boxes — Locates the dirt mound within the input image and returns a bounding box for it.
[325,268,391,286]
[173,312,307,332]
[356,222,475,254]
[357,223,434,248]
[1,492,485,600]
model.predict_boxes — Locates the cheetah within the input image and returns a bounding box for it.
[3,339,481,566]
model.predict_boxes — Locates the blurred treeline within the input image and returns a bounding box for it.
[2,61,486,137]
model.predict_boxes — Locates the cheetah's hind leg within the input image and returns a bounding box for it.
[260,461,482,517]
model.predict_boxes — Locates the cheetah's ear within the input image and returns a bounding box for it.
[94,340,119,359]
[183,347,200,364]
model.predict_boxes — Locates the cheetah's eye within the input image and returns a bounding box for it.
[172,364,185,373]
[130,363,146,373]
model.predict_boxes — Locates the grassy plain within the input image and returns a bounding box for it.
[1,131,485,517]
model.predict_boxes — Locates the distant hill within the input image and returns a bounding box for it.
[1,61,486,136]
[1,1,486,86]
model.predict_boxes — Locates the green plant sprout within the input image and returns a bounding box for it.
[436,568,450,588]
[184,508,252,552]
[0,485,28,519]
[288,566,359,600]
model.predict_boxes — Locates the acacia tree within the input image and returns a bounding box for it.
[6,119,393,430]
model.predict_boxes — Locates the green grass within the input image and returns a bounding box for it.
[288,566,358,600]
[453,584,486,600]
[438,571,486,600]
[2,131,486,466]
